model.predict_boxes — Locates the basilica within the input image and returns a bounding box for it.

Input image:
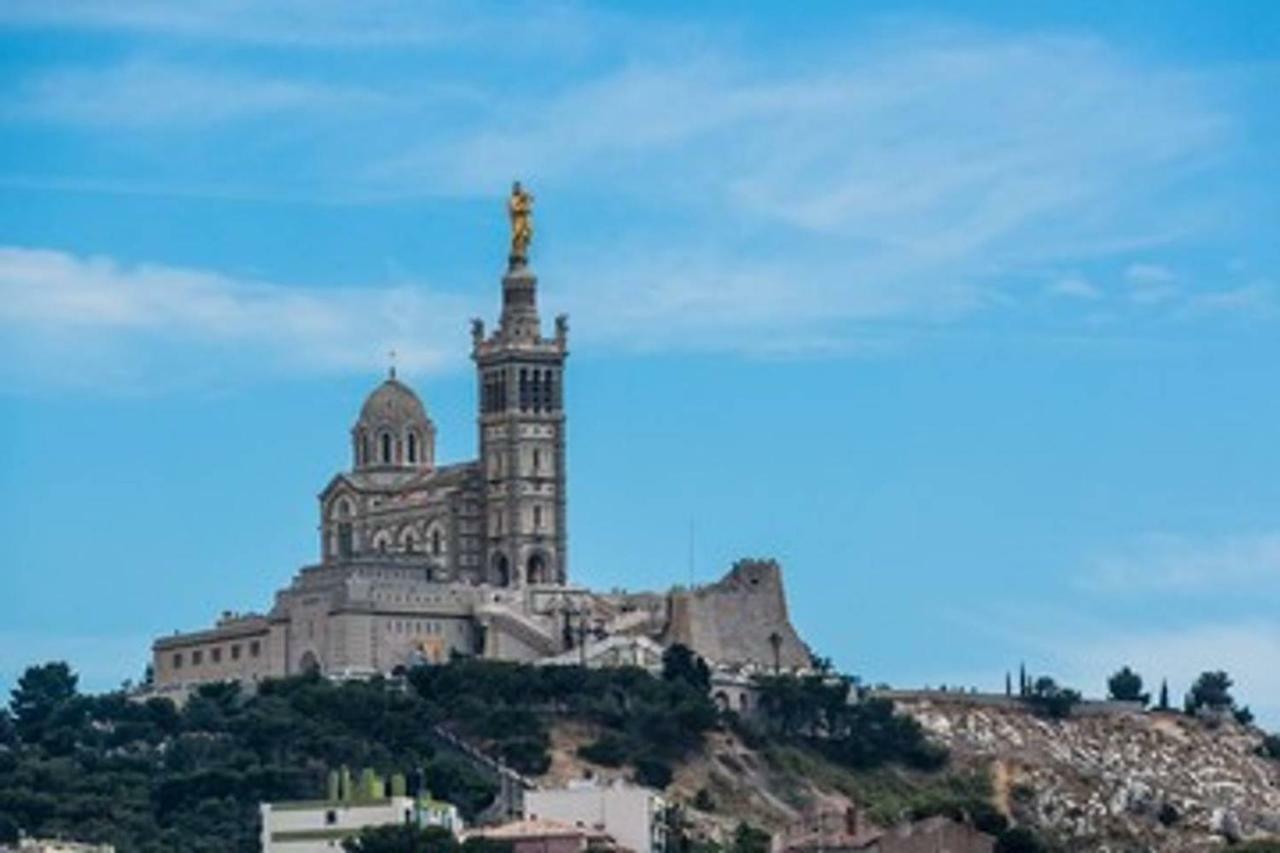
[149,186,809,695]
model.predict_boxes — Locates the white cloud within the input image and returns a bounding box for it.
[1184,281,1277,319]
[0,0,605,51]
[1048,275,1103,300]
[1125,262,1176,285]
[8,61,393,127]
[1080,531,1280,594]
[0,15,1266,361]
[0,247,478,384]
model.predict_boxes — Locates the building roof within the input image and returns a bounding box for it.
[357,375,431,430]
[469,819,610,841]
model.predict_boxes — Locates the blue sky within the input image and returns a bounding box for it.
[1,1,1279,724]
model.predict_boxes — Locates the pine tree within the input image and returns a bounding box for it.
[1005,671,1012,697]
[1019,663,1028,697]
[1158,678,1170,711]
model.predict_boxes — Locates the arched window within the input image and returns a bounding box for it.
[493,553,510,587]
[431,528,443,556]
[380,433,393,464]
[526,552,547,584]
[359,432,370,466]
[407,431,418,464]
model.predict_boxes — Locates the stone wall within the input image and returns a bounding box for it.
[664,560,810,670]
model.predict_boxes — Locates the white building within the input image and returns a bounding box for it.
[261,794,461,852]
[524,781,666,853]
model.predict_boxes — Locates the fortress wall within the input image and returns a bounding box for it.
[666,559,810,670]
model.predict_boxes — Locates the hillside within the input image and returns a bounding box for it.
[893,695,1280,851]
[2,657,1279,852]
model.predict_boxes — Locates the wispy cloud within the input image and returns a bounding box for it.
[0,0,606,51]
[0,247,477,387]
[1048,275,1103,300]
[1079,531,1280,594]
[8,61,393,127]
[0,11,1268,368]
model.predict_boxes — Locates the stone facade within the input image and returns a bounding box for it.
[662,559,810,671]
[148,211,810,693]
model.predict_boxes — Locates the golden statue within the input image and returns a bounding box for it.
[508,180,534,266]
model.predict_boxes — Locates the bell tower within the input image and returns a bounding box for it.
[472,182,568,587]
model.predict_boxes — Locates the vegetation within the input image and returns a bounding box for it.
[0,663,500,852]
[1021,677,1081,720]
[0,650,959,851]
[1185,670,1236,713]
[1106,667,1149,706]
[994,826,1052,852]
[1259,733,1280,761]
[750,673,947,771]
[0,652,730,851]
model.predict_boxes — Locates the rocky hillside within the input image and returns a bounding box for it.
[539,698,1280,852]
[895,696,1280,851]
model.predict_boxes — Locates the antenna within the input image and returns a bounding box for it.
[388,348,398,379]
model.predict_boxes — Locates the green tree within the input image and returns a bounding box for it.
[1023,677,1080,720]
[1260,733,1280,760]
[0,814,19,845]
[10,662,79,743]
[1158,679,1170,711]
[662,644,711,692]
[995,827,1049,853]
[1106,666,1149,705]
[729,823,771,853]
[1186,671,1235,713]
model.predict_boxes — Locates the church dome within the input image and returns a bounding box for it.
[351,370,436,471]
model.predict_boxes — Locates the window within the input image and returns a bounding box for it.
[211,647,222,663]
[532,448,541,473]
[359,433,370,466]
[381,433,393,464]
[192,650,203,665]
[407,431,418,463]
[326,810,338,826]
[173,653,183,669]
[431,528,442,556]
[231,644,241,661]
[250,640,261,657]
[338,523,353,559]
[519,368,529,411]
[534,505,543,530]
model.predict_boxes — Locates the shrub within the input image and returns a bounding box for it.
[1260,733,1280,761]
[634,756,673,789]
[994,827,1049,853]
[1106,667,1149,705]
[1022,677,1081,720]
[578,733,632,767]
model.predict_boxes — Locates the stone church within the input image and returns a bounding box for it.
[150,186,809,694]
